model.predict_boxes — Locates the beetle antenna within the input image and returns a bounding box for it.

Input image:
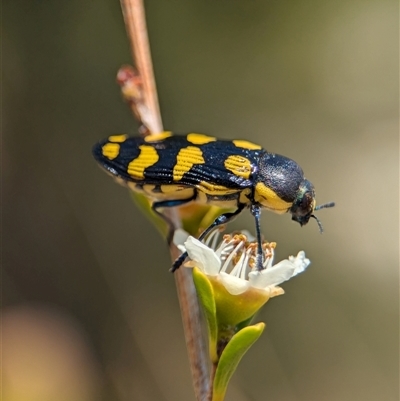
[315,201,335,211]
[311,214,324,233]
[312,202,334,233]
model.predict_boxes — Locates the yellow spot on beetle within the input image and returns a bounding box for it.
[233,140,262,150]
[160,184,187,194]
[198,181,237,195]
[173,146,205,181]
[127,145,159,180]
[102,143,120,160]
[144,131,172,142]
[127,182,143,193]
[108,134,128,143]
[254,183,292,214]
[159,186,195,200]
[187,133,216,145]
[239,188,252,204]
[224,155,252,179]
[143,184,156,195]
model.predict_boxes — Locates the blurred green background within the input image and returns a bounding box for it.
[3,0,398,400]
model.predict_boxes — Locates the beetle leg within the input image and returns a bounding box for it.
[170,203,246,272]
[152,195,196,245]
[250,204,263,270]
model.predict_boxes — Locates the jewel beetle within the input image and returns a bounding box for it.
[92,132,334,271]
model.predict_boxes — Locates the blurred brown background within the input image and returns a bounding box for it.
[3,1,398,400]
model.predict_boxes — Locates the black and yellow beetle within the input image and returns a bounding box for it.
[92,132,334,271]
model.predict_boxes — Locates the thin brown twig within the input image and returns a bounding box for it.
[120,0,162,133]
[207,363,218,401]
[119,0,210,399]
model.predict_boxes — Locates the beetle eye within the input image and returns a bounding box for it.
[294,192,313,217]
[299,195,309,210]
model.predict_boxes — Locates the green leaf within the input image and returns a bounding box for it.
[130,192,169,238]
[192,267,218,362]
[130,193,230,239]
[212,323,265,401]
[197,205,233,234]
[236,313,257,331]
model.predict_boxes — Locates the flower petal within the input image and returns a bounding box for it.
[269,286,285,298]
[184,236,221,275]
[248,260,296,289]
[289,251,311,276]
[219,272,251,295]
[173,228,190,247]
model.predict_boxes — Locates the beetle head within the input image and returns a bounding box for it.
[290,179,335,232]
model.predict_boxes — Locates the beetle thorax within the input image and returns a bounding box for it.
[254,153,305,214]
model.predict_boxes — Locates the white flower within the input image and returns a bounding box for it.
[183,232,310,297]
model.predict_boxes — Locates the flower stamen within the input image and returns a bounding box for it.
[229,251,246,277]
[183,230,310,297]
[220,239,244,273]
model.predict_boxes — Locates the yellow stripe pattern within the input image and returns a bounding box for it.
[233,140,262,150]
[224,155,252,179]
[108,134,128,143]
[102,143,120,160]
[173,146,205,181]
[144,132,172,142]
[127,145,159,180]
[187,133,217,145]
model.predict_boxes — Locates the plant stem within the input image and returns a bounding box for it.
[120,0,162,133]
[119,1,210,399]
[207,363,217,401]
